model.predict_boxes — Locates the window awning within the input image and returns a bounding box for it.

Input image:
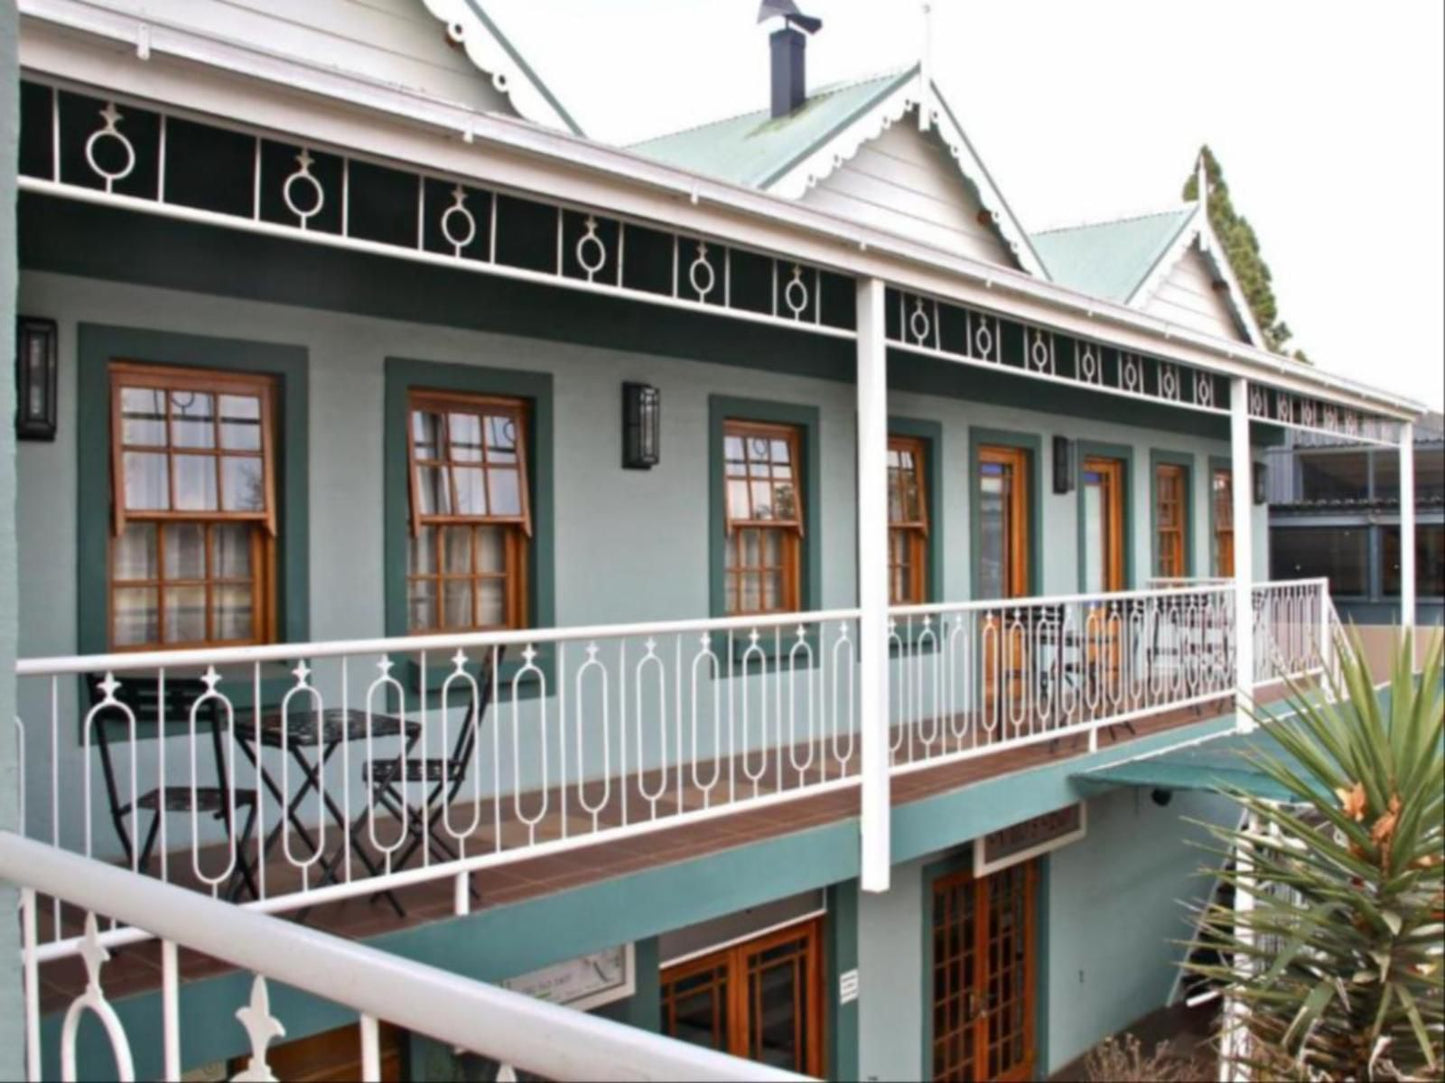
[1072,730,1331,804]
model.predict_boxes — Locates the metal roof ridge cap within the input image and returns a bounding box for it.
[19,0,1428,416]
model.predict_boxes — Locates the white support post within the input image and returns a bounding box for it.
[1399,422,1416,632]
[1231,378,1256,732]
[857,276,891,893]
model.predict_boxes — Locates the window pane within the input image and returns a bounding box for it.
[212,524,252,579]
[762,569,782,611]
[978,476,1006,600]
[169,391,216,449]
[1083,483,1105,595]
[218,394,262,451]
[410,526,437,575]
[1383,525,1445,597]
[477,526,505,573]
[454,466,487,515]
[739,572,761,613]
[478,580,506,627]
[724,435,746,474]
[416,466,451,516]
[1270,527,1368,595]
[408,579,437,632]
[214,584,254,641]
[750,480,773,519]
[221,457,265,512]
[113,523,158,581]
[411,410,443,461]
[488,467,522,516]
[1298,451,1369,502]
[773,482,797,521]
[448,412,484,462]
[174,454,218,511]
[1416,448,1445,502]
[486,414,518,463]
[443,526,472,574]
[163,523,206,580]
[113,587,159,647]
[123,451,170,510]
[443,580,472,628]
[164,585,207,644]
[1374,453,1400,502]
[726,479,751,521]
[120,387,167,446]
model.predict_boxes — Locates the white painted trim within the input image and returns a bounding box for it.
[972,803,1087,878]
[416,0,582,135]
[14,2,1423,419]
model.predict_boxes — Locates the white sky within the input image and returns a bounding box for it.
[491,0,1445,412]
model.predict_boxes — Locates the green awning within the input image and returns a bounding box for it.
[1073,730,1326,804]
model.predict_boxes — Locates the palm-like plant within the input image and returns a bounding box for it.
[1187,628,1444,1081]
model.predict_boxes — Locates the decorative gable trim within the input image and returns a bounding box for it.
[761,68,1049,279]
[1126,205,1264,347]
[418,0,583,135]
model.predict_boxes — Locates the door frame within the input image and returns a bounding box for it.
[969,429,1041,601]
[660,915,826,1077]
[1076,441,1134,592]
[922,852,1046,1082]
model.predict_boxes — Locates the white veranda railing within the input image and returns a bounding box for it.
[10,581,1330,934]
[1,830,808,1083]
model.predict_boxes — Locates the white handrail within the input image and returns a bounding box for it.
[0,830,808,1083]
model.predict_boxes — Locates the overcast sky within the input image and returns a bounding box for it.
[490,0,1444,412]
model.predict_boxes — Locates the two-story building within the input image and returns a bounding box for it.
[0,2,1430,1080]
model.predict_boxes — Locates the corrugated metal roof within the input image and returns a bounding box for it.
[1031,207,1196,304]
[629,68,914,190]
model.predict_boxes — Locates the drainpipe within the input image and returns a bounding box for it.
[1230,379,1256,732]
[857,277,891,892]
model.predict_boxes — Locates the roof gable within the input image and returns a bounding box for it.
[632,66,1048,277]
[417,0,583,135]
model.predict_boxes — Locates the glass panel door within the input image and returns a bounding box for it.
[1081,458,1124,594]
[977,447,1031,600]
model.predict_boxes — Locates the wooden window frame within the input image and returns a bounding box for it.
[889,435,930,606]
[405,390,532,632]
[1212,466,1235,578]
[723,420,804,617]
[1154,463,1188,579]
[107,361,278,651]
[661,917,824,1077]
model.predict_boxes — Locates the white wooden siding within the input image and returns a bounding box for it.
[1142,243,1248,342]
[798,121,1017,268]
[74,0,515,113]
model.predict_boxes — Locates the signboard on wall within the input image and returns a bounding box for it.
[502,943,636,1013]
[973,804,1087,876]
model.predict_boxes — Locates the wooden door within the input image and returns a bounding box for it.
[1212,468,1235,577]
[931,861,1038,1082]
[1081,458,1126,698]
[661,918,824,1076]
[978,447,1032,715]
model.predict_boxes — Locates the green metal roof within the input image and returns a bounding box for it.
[1031,207,1196,304]
[629,67,916,190]
[1073,727,1333,804]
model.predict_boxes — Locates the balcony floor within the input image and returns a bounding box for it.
[36,687,1291,1013]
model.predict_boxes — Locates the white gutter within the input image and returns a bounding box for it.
[15,0,1427,420]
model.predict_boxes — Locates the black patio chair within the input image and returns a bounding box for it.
[86,675,260,900]
[360,647,505,876]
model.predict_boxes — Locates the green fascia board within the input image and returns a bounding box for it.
[630,68,916,190]
[968,427,1043,599]
[889,416,945,603]
[1031,208,1195,305]
[1075,440,1136,591]
[76,324,311,656]
[462,0,585,137]
[708,394,822,618]
[1149,447,1198,577]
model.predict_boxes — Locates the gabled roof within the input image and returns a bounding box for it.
[1032,204,1265,346]
[417,0,584,135]
[631,65,1050,278]
[1031,208,1195,305]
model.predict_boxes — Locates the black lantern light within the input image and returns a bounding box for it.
[15,317,58,441]
[622,382,660,469]
[1051,435,1076,494]
[1252,461,1268,505]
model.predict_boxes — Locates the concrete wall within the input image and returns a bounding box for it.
[1,3,25,1076]
[855,788,1237,1081]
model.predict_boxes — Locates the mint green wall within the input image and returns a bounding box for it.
[856,851,927,1081]
[0,6,25,1078]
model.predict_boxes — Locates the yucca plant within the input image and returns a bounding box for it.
[1187,627,1444,1081]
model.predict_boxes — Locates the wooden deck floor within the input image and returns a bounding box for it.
[37,689,1281,1012]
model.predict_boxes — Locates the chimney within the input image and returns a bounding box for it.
[770,26,808,118]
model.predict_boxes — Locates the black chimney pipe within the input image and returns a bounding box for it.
[770,27,807,118]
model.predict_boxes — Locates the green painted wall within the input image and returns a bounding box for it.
[0,6,24,1079]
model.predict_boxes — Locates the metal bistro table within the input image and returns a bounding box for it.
[237,707,421,913]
